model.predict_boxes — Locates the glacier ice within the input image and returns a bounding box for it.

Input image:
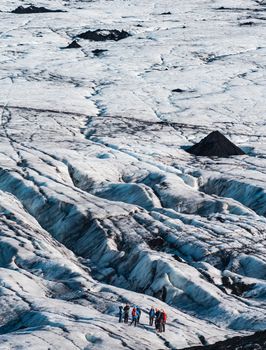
[0,0,265,349]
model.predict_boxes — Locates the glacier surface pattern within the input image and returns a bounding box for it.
[0,0,265,349]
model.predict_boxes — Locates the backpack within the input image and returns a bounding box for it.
[163,312,167,322]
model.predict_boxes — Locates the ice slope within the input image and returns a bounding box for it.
[2,190,230,349]
[0,0,265,349]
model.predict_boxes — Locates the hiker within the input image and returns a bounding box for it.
[157,310,164,333]
[155,308,161,331]
[136,306,141,323]
[149,306,155,326]
[118,305,123,323]
[130,306,138,327]
[160,309,167,332]
[123,304,130,323]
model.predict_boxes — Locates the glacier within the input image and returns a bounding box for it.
[0,0,265,349]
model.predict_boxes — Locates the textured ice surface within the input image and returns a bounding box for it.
[0,0,265,349]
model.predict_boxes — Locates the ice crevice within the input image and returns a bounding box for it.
[68,130,258,219]
[200,176,266,217]
[0,158,264,333]
[1,157,260,334]
[0,106,264,346]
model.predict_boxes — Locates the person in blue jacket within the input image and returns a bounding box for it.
[136,306,141,323]
[149,306,155,326]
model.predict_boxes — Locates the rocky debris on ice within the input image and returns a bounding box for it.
[187,131,245,157]
[77,29,131,41]
[63,40,81,49]
[172,88,186,93]
[92,49,108,57]
[11,5,65,14]
[239,21,256,26]
[221,275,256,297]
[182,330,266,350]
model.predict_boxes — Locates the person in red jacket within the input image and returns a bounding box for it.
[161,309,167,332]
[130,306,138,327]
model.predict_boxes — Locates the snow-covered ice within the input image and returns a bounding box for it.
[0,0,265,349]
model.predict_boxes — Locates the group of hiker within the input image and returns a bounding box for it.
[119,304,167,332]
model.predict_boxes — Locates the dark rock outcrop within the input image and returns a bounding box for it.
[239,21,255,26]
[172,88,186,93]
[181,330,266,350]
[222,276,255,296]
[63,41,81,49]
[77,29,131,41]
[148,237,164,249]
[92,49,108,57]
[11,6,65,14]
[187,131,245,157]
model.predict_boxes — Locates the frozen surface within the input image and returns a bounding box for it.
[0,0,265,349]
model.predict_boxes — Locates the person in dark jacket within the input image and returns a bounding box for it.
[155,308,161,331]
[118,305,123,323]
[149,306,155,326]
[136,306,141,323]
[123,304,130,323]
[157,310,164,332]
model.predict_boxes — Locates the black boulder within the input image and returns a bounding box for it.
[92,49,108,57]
[77,29,130,41]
